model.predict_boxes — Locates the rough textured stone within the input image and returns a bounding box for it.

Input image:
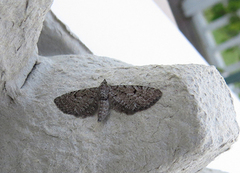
[37,11,92,56]
[0,1,238,173]
[0,55,238,172]
[0,0,53,84]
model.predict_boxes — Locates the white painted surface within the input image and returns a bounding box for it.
[153,0,177,25]
[52,0,206,66]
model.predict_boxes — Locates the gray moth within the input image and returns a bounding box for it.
[54,79,162,122]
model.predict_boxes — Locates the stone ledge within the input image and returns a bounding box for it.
[0,55,238,172]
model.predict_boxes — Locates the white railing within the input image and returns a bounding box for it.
[182,0,240,96]
[182,0,228,17]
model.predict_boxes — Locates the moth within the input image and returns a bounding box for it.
[54,79,162,122]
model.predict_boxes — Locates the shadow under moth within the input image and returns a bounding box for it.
[54,79,162,122]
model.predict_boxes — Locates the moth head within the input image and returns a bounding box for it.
[99,79,109,100]
[101,79,107,85]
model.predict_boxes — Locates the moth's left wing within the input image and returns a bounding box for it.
[109,85,162,115]
[54,87,99,117]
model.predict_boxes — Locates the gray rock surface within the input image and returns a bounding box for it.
[37,11,92,56]
[0,0,53,85]
[0,1,239,173]
[1,54,239,172]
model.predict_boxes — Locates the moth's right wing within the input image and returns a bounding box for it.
[109,85,162,115]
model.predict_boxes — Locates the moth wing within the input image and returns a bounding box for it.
[54,87,99,117]
[109,85,162,115]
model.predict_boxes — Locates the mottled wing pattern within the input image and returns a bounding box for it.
[109,85,162,115]
[54,87,99,117]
